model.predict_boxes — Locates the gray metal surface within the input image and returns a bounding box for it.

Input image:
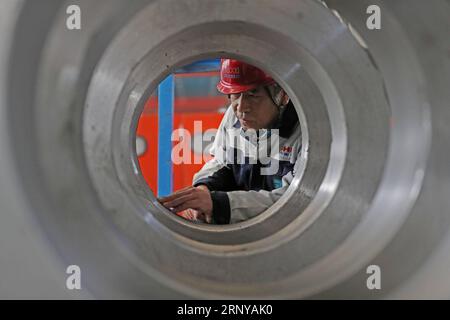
[0,0,449,299]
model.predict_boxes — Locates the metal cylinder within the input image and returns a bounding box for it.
[0,0,449,298]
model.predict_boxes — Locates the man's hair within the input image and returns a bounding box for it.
[265,83,286,107]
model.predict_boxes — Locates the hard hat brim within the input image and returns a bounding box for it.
[216,79,275,94]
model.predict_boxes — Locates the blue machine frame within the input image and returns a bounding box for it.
[157,59,220,197]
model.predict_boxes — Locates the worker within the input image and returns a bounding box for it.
[158,59,301,224]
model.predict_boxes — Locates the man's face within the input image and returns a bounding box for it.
[229,86,279,131]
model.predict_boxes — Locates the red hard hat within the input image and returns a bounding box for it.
[216,59,275,94]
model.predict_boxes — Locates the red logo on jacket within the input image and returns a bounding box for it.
[281,146,292,153]
[280,146,292,159]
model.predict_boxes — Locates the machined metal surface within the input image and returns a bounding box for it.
[0,0,449,298]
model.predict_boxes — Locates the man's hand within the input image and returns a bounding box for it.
[157,185,213,223]
[177,208,206,222]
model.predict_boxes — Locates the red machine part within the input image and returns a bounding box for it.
[136,94,227,195]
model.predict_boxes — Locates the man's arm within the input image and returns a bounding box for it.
[189,105,239,223]
[208,162,298,224]
[192,161,238,192]
[226,168,295,223]
[192,153,301,225]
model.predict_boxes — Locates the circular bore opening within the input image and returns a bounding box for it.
[133,58,307,228]
[86,39,337,247]
[82,6,351,248]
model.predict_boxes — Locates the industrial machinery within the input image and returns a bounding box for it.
[136,63,226,196]
[0,0,449,299]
